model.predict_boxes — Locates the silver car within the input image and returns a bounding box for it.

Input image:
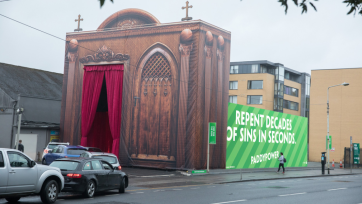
[80,151,121,169]
[0,148,64,203]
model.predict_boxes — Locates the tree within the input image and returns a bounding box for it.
[98,0,362,16]
[277,0,362,15]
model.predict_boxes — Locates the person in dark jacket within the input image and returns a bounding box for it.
[14,140,24,152]
[277,152,285,174]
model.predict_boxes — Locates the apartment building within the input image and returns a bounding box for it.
[228,60,310,117]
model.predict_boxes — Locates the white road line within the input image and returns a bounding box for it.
[191,187,200,189]
[136,174,175,178]
[173,189,182,191]
[154,190,165,192]
[211,199,247,204]
[279,192,306,197]
[130,192,144,194]
[327,188,347,191]
[208,186,216,188]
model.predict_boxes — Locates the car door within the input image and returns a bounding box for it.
[46,146,58,164]
[6,151,37,193]
[101,161,120,189]
[90,160,107,191]
[0,151,8,193]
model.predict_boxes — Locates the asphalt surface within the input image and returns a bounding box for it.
[1,174,361,204]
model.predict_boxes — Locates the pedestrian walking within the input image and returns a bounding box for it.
[277,152,285,174]
[14,140,24,152]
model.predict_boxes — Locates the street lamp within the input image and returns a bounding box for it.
[15,108,24,150]
[327,82,349,174]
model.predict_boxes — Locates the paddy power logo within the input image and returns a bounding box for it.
[226,104,308,169]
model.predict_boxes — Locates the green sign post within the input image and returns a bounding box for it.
[207,122,216,173]
[326,135,332,150]
[226,104,308,169]
[353,143,360,164]
[209,122,216,144]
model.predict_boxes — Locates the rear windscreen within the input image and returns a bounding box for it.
[47,144,59,149]
[67,149,86,155]
[50,161,79,170]
[93,156,117,164]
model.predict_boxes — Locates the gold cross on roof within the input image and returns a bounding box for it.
[182,1,193,21]
[74,14,83,32]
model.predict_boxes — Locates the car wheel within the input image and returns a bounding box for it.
[42,159,47,165]
[40,180,58,204]
[5,197,21,203]
[119,177,125,193]
[83,180,96,198]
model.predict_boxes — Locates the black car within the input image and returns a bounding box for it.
[49,157,128,198]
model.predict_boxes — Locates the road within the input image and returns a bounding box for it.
[1,174,361,204]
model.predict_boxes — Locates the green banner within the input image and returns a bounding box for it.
[209,122,216,144]
[226,104,308,169]
[326,135,332,150]
[353,143,360,164]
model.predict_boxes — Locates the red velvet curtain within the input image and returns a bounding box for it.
[105,70,123,155]
[81,71,104,146]
[81,65,124,155]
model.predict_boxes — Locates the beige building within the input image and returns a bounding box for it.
[310,68,362,163]
[229,61,310,118]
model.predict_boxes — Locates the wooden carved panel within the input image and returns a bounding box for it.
[132,52,174,161]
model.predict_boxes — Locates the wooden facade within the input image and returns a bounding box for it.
[60,9,231,169]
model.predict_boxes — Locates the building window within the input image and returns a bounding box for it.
[283,100,299,111]
[239,64,259,74]
[230,65,238,74]
[247,95,262,105]
[305,111,309,118]
[285,71,300,82]
[229,96,237,104]
[274,82,284,96]
[306,97,310,110]
[274,98,283,111]
[229,81,238,90]
[248,80,263,89]
[275,66,284,81]
[284,85,299,97]
[260,65,267,73]
[305,75,311,96]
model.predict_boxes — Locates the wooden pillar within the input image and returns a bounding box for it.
[177,29,193,168]
[64,39,78,144]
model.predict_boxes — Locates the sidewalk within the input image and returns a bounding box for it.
[123,164,362,189]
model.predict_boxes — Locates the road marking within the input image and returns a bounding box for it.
[208,186,216,188]
[154,190,165,192]
[191,187,200,189]
[279,192,306,197]
[211,199,247,204]
[130,192,144,194]
[173,189,182,191]
[327,188,347,191]
[135,174,175,178]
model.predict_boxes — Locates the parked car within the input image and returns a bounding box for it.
[49,157,128,198]
[80,147,103,152]
[42,142,70,159]
[42,145,86,165]
[80,151,120,169]
[0,148,64,204]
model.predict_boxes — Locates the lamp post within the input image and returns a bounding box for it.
[327,82,349,174]
[15,108,24,150]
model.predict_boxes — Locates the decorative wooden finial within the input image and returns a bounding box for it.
[182,1,193,21]
[74,14,83,32]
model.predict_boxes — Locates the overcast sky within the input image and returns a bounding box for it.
[0,0,361,74]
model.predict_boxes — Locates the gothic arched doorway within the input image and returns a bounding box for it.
[130,46,178,167]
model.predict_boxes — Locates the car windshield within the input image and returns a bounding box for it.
[50,161,79,171]
[67,149,86,155]
[89,148,102,152]
[47,144,59,149]
[93,156,117,164]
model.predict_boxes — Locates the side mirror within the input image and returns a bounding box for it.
[30,161,36,167]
